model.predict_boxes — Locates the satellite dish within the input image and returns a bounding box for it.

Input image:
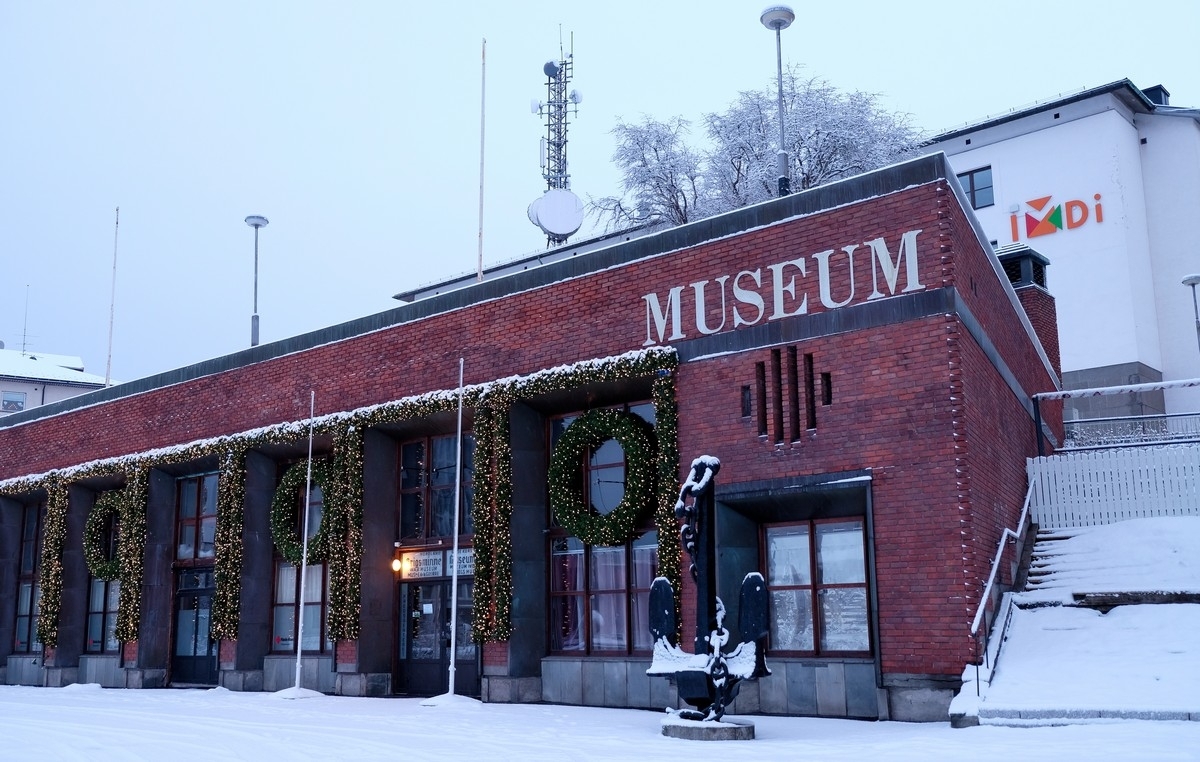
[543,60,561,78]
[531,99,541,114]
[569,89,582,104]
[531,188,584,238]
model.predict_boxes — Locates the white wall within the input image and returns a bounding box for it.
[1138,114,1200,412]
[937,104,1160,377]
[0,378,101,414]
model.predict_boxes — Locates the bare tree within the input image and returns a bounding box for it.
[594,69,920,231]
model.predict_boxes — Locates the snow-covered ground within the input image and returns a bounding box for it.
[4,517,1198,759]
[1,684,1198,761]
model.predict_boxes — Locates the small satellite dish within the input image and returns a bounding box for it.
[569,89,582,104]
[543,60,561,78]
[531,188,584,238]
[531,99,541,114]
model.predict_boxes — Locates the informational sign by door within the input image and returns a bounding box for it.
[400,547,475,580]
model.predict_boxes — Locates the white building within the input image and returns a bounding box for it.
[925,79,1200,422]
[0,347,107,416]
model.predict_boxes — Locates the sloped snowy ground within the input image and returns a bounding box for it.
[969,516,1200,723]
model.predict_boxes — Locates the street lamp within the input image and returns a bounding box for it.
[761,5,795,197]
[245,215,269,346]
[1183,273,1200,355]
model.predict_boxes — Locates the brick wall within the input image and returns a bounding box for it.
[0,173,1056,684]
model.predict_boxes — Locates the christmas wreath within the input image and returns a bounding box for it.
[271,459,338,566]
[548,409,656,546]
[83,489,123,581]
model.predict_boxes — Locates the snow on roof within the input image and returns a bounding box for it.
[0,348,108,386]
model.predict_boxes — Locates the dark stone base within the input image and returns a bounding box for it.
[661,718,755,741]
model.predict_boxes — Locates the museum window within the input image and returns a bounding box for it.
[956,166,994,209]
[764,518,871,655]
[399,433,476,541]
[85,507,121,654]
[547,402,658,655]
[14,502,44,653]
[549,531,659,654]
[272,482,331,653]
[176,472,218,562]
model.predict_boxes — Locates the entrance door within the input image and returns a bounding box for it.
[172,567,217,686]
[397,580,478,696]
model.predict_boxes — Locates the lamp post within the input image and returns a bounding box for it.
[1184,274,1200,355]
[245,215,269,346]
[761,5,795,197]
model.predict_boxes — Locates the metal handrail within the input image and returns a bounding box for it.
[963,475,1037,698]
[971,474,1036,636]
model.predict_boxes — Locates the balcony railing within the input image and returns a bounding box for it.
[1062,412,1200,451]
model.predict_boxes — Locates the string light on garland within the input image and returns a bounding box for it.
[115,468,149,643]
[35,477,67,648]
[210,449,248,641]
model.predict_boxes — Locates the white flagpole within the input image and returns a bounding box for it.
[476,38,486,283]
[447,358,464,695]
[105,207,119,386]
[294,390,316,692]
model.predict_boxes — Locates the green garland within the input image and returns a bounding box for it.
[327,425,364,641]
[83,490,123,581]
[115,468,149,643]
[3,347,680,648]
[211,450,247,642]
[270,459,338,566]
[548,409,657,547]
[35,477,67,648]
[651,371,682,634]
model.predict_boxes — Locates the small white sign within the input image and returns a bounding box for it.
[401,551,443,580]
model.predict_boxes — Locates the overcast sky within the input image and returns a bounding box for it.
[3,1,1198,384]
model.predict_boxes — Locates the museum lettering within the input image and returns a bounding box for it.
[642,228,925,345]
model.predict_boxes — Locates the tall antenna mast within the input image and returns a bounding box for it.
[527,32,584,246]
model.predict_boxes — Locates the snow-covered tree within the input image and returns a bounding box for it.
[593,68,920,231]
[591,116,709,229]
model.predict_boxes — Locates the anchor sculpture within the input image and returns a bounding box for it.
[647,456,770,721]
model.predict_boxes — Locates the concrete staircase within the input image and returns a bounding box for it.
[959,524,1200,726]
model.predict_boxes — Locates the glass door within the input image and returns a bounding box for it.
[397,580,477,696]
[172,567,217,685]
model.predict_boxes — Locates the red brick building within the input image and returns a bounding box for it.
[0,154,1058,721]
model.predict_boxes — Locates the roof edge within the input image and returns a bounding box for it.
[924,79,1157,145]
[0,153,952,430]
